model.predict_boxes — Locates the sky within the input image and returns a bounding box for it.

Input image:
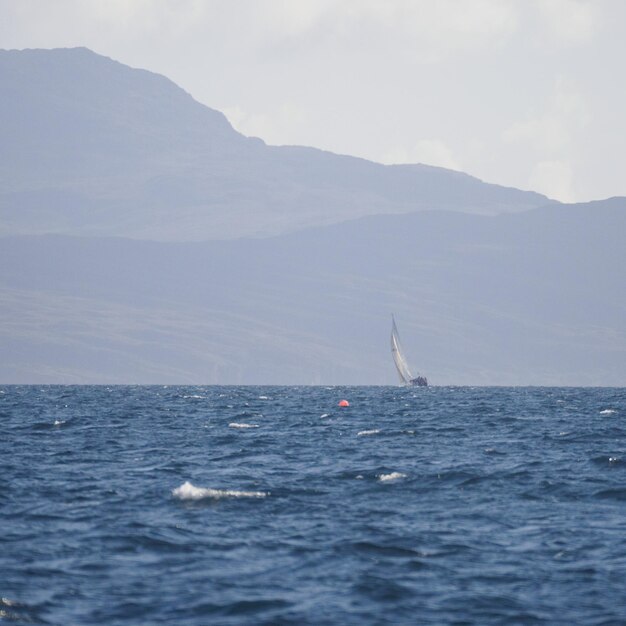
[1,0,625,203]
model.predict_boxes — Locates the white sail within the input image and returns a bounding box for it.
[391,316,414,384]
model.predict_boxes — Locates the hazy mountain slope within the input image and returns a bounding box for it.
[1,199,624,385]
[0,47,553,241]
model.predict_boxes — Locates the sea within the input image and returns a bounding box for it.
[1,385,625,625]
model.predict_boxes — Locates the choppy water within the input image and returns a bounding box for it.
[1,385,626,625]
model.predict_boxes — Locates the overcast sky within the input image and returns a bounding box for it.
[2,0,625,203]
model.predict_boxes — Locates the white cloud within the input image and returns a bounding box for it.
[502,76,588,153]
[353,0,519,37]
[223,102,311,144]
[254,0,520,62]
[501,77,588,200]
[0,0,215,47]
[383,139,460,170]
[262,0,336,35]
[529,160,575,202]
[534,0,599,44]
[90,0,215,37]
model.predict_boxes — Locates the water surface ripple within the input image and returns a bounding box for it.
[1,385,625,624]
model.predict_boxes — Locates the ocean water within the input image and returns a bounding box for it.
[1,385,625,625]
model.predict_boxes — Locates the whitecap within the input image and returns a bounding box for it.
[258,395,269,400]
[357,429,380,436]
[320,413,329,418]
[600,409,616,415]
[172,481,268,500]
[228,422,259,429]
[183,394,204,399]
[53,419,65,426]
[378,472,407,482]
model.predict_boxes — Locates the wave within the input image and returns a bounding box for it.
[351,541,421,558]
[357,429,380,436]
[228,423,259,429]
[172,481,268,500]
[591,455,621,466]
[593,488,626,501]
[600,409,616,415]
[378,472,407,482]
[0,597,44,624]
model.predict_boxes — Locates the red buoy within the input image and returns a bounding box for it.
[338,399,350,407]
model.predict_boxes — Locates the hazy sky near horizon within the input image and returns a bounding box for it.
[2,0,625,203]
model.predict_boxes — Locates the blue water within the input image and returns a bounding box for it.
[1,386,626,625]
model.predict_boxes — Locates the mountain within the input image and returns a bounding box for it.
[1,198,624,385]
[0,47,553,241]
[1,47,623,385]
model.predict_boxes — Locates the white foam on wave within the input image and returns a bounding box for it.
[53,419,65,426]
[320,413,329,418]
[600,409,616,415]
[357,429,380,436]
[172,481,268,500]
[258,395,269,400]
[183,394,204,399]
[378,472,407,482]
[229,422,259,429]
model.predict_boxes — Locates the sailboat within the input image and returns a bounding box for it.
[391,315,428,387]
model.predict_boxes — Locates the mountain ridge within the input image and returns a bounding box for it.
[1,46,555,241]
[1,198,624,385]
